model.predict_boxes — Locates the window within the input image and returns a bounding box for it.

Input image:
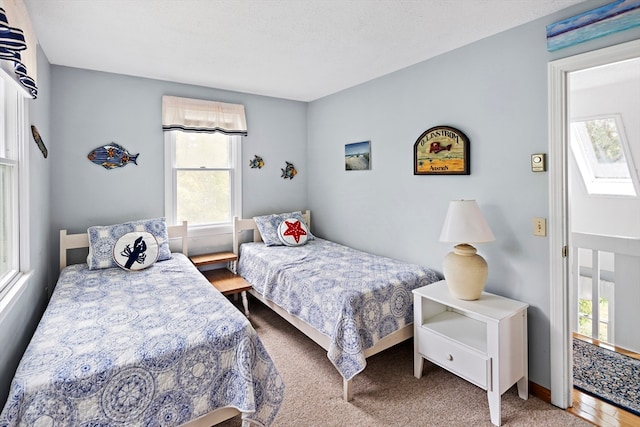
[570,114,638,197]
[0,74,28,295]
[165,131,241,232]
[162,96,246,234]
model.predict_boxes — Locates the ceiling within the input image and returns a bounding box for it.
[24,0,587,102]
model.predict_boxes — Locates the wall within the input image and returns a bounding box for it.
[0,46,52,406]
[49,67,308,258]
[307,0,640,389]
[570,78,640,237]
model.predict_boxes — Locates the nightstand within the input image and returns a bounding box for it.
[413,280,528,426]
[190,251,251,316]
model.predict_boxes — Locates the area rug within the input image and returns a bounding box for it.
[573,338,640,416]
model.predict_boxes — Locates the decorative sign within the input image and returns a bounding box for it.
[413,126,470,175]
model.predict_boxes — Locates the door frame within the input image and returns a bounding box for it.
[548,39,640,409]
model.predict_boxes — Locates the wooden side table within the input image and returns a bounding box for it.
[190,251,251,316]
[413,280,529,426]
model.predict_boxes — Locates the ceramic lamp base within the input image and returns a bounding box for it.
[442,243,488,300]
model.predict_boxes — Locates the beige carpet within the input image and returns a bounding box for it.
[219,299,590,427]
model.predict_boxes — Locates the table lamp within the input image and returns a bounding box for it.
[439,200,495,300]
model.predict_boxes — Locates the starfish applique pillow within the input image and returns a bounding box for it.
[277,219,309,246]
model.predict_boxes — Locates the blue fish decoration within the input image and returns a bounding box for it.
[88,143,139,169]
[281,161,297,180]
[249,155,264,169]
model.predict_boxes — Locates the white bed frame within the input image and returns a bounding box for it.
[233,211,413,401]
[58,221,242,426]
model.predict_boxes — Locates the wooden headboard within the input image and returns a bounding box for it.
[233,210,311,255]
[59,221,188,271]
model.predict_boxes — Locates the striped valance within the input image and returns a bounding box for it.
[162,96,247,136]
[0,2,37,98]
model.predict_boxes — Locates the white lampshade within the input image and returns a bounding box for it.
[440,200,495,244]
[440,200,495,300]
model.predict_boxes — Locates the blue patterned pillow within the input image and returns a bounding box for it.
[253,211,314,246]
[87,217,171,270]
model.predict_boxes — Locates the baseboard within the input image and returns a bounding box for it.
[529,381,551,403]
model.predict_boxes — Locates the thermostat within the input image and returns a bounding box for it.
[531,153,546,172]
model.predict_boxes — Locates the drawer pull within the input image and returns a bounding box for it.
[447,354,453,361]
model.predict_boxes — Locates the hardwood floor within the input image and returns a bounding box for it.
[566,334,640,427]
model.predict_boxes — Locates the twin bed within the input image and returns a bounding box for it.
[1,210,439,426]
[233,211,440,401]
[1,220,283,427]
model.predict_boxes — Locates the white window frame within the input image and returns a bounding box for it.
[0,69,31,301]
[570,113,639,197]
[164,131,242,236]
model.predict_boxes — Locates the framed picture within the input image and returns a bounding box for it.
[345,141,370,171]
[413,126,469,175]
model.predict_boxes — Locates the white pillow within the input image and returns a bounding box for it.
[113,232,159,271]
[277,219,309,246]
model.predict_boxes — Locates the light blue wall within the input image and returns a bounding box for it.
[307,0,640,388]
[49,67,308,255]
[0,45,52,406]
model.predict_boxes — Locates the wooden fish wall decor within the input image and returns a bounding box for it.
[87,143,139,170]
[31,125,48,158]
[249,155,264,169]
[281,161,297,180]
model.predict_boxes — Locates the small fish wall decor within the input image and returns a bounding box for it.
[88,143,139,170]
[281,161,297,180]
[30,125,48,158]
[249,155,264,169]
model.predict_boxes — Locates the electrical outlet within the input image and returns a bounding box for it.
[533,217,546,237]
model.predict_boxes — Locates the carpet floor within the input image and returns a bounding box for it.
[218,299,590,426]
[573,338,640,416]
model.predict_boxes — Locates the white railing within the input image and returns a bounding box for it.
[571,232,640,352]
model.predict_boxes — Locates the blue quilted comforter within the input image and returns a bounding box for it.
[237,239,440,380]
[0,253,283,427]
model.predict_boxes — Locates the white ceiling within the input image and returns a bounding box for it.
[24,0,587,102]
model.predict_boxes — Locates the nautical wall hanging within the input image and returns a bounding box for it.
[281,161,297,179]
[88,142,139,170]
[30,125,47,158]
[413,126,470,175]
[250,155,264,169]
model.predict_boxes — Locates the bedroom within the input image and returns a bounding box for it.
[1,0,639,426]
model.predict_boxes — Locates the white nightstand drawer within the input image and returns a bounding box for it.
[417,325,491,390]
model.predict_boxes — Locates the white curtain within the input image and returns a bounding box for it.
[0,0,37,98]
[162,96,247,136]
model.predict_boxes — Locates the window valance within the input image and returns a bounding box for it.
[0,1,37,98]
[162,96,247,136]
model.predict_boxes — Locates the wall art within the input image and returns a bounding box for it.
[249,154,264,169]
[87,142,139,169]
[413,126,470,175]
[547,0,640,52]
[345,141,371,171]
[30,125,47,158]
[281,161,297,179]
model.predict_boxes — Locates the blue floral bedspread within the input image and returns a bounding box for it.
[237,239,440,380]
[0,253,284,427]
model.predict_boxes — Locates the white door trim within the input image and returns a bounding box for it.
[548,39,640,409]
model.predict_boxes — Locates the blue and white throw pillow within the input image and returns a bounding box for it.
[253,211,315,246]
[87,217,171,270]
[277,218,309,246]
[113,232,159,271]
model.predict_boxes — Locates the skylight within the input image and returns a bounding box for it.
[570,114,638,197]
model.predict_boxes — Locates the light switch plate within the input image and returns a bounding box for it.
[531,153,546,172]
[533,217,547,237]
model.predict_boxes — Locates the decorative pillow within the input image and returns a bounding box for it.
[277,218,309,246]
[254,211,315,246]
[87,217,171,270]
[113,232,159,271]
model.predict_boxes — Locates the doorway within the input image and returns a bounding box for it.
[548,39,640,409]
